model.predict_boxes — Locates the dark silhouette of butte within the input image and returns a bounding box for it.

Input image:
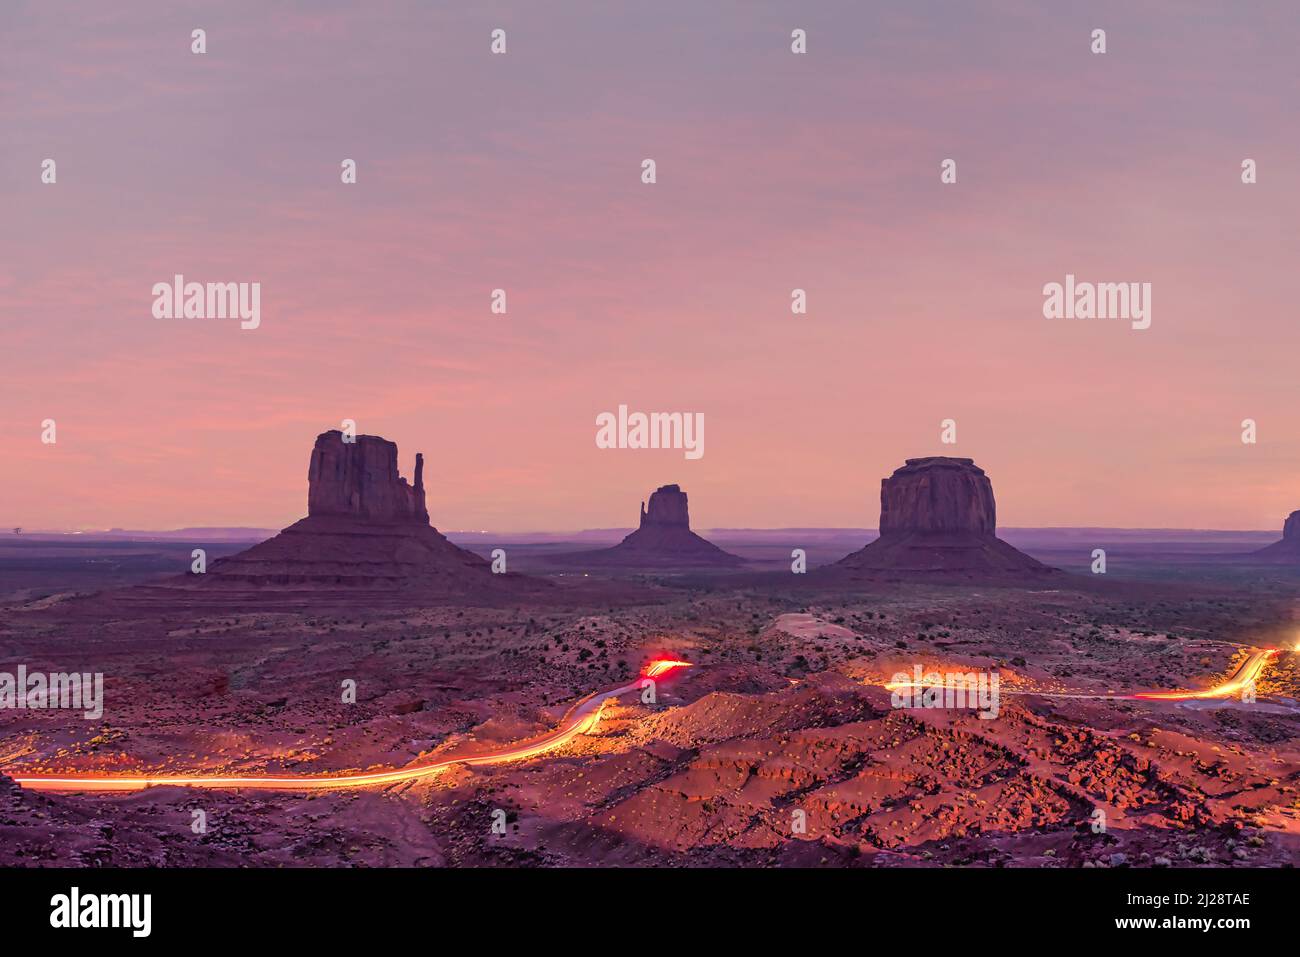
[1248,510,1300,562]
[835,456,1054,578]
[202,430,526,592]
[558,484,742,568]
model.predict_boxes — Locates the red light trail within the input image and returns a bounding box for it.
[3,648,1286,795]
[883,648,1282,703]
[8,659,693,794]
[1131,649,1278,701]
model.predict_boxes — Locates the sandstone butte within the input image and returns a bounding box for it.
[1248,509,1300,562]
[200,430,532,593]
[835,456,1054,578]
[557,484,743,568]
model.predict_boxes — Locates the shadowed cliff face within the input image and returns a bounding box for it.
[879,458,995,536]
[1250,509,1300,562]
[836,457,1052,578]
[552,484,742,568]
[616,484,740,564]
[307,430,428,524]
[639,484,690,529]
[192,430,547,595]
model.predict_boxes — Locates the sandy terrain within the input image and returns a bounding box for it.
[1,544,1297,867]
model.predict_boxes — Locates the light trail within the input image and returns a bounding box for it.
[8,659,692,794]
[6,649,1283,794]
[643,659,692,678]
[882,648,1282,703]
[1131,649,1278,701]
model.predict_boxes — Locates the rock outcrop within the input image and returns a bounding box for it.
[554,484,743,569]
[1248,509,1300,562]
[639,484,692,529]
[307,431,428,524]
[198,430,537,595]
[835,457,1053,578]
[879,457,996,535]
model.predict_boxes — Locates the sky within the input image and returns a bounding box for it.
[3,1,1299,533]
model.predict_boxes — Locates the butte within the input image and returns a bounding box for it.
[553,484,743,570]
[832,456,1055,579]
[194,429,539,597]
[1246,510,1300,563]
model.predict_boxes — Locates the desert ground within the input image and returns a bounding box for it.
[1,531,1298,868]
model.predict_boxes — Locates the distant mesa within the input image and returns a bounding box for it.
[556,484,743,569]
[834,457,1055,578]
[200,430,533,593]
[1248,509,1300,562]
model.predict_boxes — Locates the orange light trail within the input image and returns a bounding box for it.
[643,659,693,679]
[8,677,648,794]
[880,649,1281,703]
[1132,649,1279,701]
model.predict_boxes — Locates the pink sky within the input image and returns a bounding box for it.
[3,2,1299,532]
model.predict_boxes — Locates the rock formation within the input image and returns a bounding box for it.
[306,431,429,524]
[199,430,534,594]
[640,484,691,529]
[1248,509,1300,562]
[835,457,1053,578]
[879,457,996,535]
[555,484,742,569]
